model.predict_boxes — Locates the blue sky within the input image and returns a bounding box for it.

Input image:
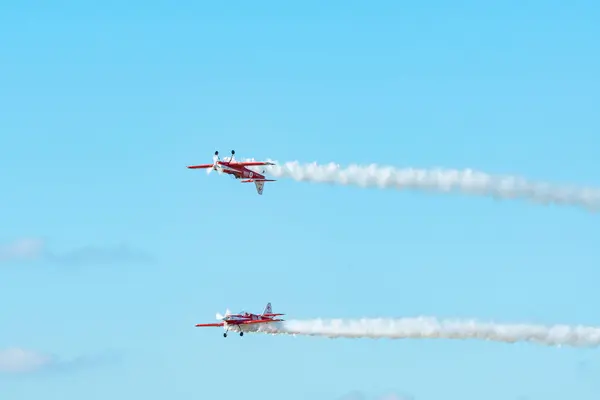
[1,1,599,399]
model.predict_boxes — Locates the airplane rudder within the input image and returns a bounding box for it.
[264,302,272,314]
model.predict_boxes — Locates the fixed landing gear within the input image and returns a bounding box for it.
[222,332,244,338]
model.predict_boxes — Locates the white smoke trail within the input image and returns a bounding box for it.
[261,161,600,211]
[255,317,600,348]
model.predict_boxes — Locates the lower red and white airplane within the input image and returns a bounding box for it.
[187,150,276,195]
[195,302,284,338]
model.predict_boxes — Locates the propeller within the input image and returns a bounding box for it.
[216,308,232,321]
[206,151,222,175]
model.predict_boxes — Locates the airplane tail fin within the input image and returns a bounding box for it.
[240,178,275,195]
[255,180,265,195]
[262,302,272,315]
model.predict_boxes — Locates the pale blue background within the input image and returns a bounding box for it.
[1,1,599,399]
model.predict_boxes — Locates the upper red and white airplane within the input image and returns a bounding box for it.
[187,150,276,195]
[195,302,285,338]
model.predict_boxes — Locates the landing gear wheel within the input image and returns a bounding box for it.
[223,333,227,338]
[239,332,244,337]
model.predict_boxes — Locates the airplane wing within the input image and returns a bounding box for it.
[194,320,280,328]
[195,323,225,327]
[230,161,275,167]
[187,164,214,169]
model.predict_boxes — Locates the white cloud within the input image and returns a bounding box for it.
[0,347,120,375]
[0,238,44,262]
[0,347,52,373]
[0,237,153,266]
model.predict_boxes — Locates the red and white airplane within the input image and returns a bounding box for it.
[187,150,276,195]
[195,302,284,338]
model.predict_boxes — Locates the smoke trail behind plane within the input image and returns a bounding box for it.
[261,161,600,211]
[256,317,600,348]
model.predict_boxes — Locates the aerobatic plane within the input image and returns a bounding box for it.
[195,302,285,337]
[187,150,276,195]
